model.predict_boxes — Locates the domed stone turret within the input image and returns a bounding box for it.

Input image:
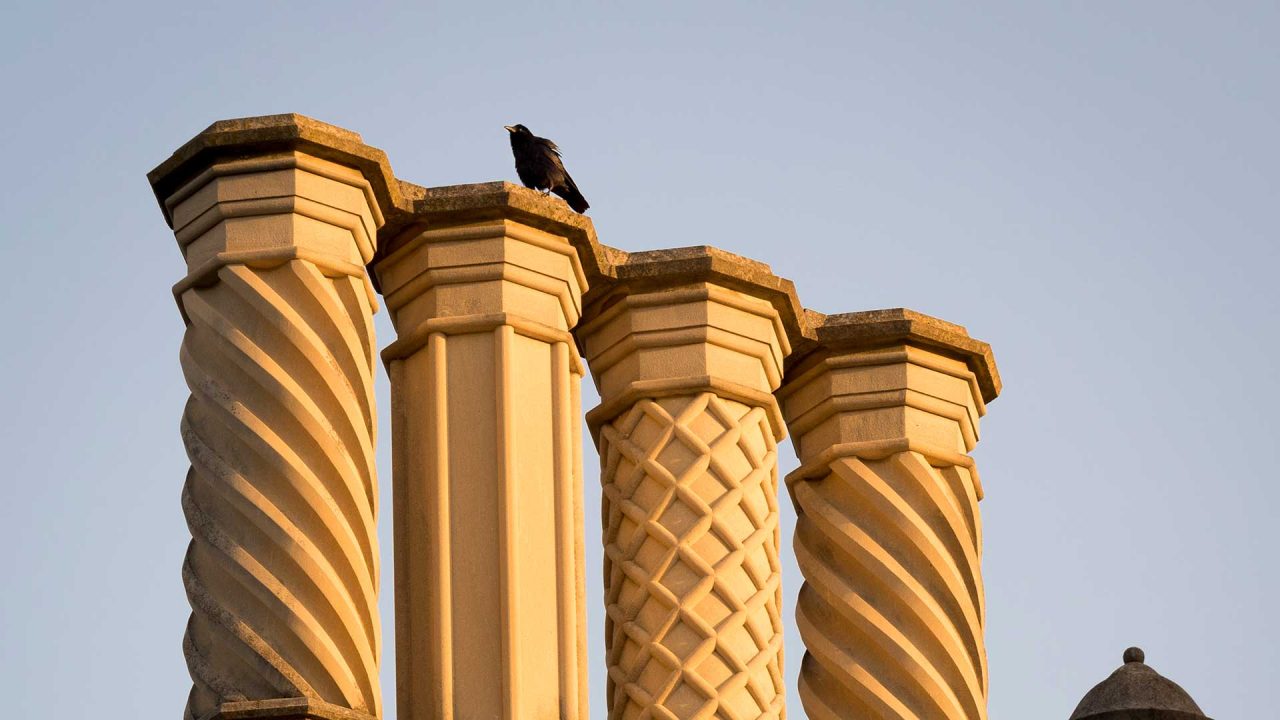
[1070,647,1212,719]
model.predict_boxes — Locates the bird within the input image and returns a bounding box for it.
[504,124,590,213]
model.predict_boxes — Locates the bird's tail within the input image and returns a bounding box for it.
[553,173,590,213]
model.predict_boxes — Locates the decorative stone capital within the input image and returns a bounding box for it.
[375,181,613,284]
[149,113,405,229]
[577,246,807,439]
[781,308,1000,496]
[375,183,603,362]
[150,114,405,323]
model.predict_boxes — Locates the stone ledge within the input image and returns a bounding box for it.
[198,698,376,720]
[148,113,407,228]
[800,308,1001,402]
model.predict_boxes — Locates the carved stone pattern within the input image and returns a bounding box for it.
[179,260,380,720]
[792,451,986,720]
[599,392,785,720]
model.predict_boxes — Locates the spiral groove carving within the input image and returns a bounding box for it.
[178,260,380,720]
[599,392,785,720]
[791,451,985,720]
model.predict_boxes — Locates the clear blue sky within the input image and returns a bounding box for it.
[1,2,1276,717]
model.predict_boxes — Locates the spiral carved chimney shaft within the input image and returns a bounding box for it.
[150,115,400,720]
[778,309,1000,720]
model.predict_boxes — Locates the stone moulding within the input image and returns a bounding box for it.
[784,343,990,499]
[202,698,377,720]
[149,113,406,230]
[581,285,792,438]
[166,152,386,323]
[373,180,616,295]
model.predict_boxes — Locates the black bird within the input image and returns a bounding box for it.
[504,124,590,213]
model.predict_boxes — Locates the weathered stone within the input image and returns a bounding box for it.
[376,180,616,291]
[594,245,809,357]
[202,698,376,720]
[149,113,407,229]
[807,308,1000,402]
[1070,648,1212,720]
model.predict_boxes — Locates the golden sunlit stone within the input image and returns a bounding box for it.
[149,114,399,720]
[578,247,806,720]
[374,183,598,720]
[778,309,1000,720]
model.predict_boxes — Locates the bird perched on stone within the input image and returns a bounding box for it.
[504,124,590,213]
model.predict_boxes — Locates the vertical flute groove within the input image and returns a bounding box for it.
[571,368,589,718]
[494,324,519,720]
[552,341,581,720]
[429,333,454,720]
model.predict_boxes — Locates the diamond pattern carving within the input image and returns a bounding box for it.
[599,392,784,720]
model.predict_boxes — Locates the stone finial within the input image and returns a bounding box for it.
[1070,647,1212,720]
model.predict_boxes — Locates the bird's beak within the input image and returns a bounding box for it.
[503,125,516,133]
